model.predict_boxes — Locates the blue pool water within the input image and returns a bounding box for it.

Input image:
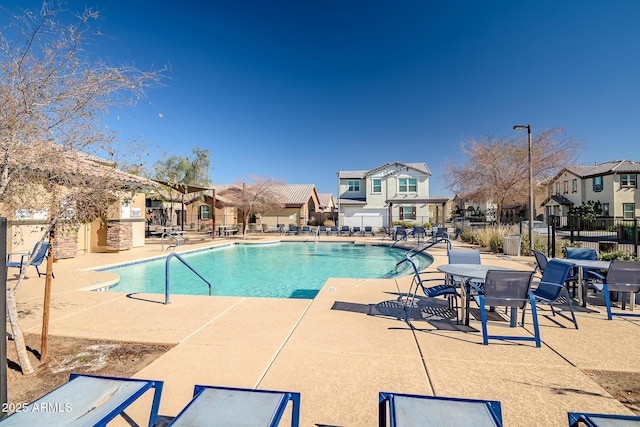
[102,242,432,299]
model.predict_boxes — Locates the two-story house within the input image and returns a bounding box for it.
[543,160,640,224]
[337,162,449,230]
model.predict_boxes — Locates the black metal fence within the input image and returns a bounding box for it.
[547,215,638,258]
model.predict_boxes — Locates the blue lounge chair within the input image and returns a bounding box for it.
[285,225,299,235]
[472,270,540,347]
[6,241,54,278]
[600,261,640,320]
[339,225,350,236]
[528,259,579,329]
[352,226,362,236]
[379,392,503,426]
[568,411,640,426]
[318,225,328,235]
[329,226,340,235]
[167,385,300,426]
[300,225,313,235]
[363,225,375,236]
[0,374,163,426]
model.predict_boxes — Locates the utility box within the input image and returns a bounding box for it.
[503,234,522,256]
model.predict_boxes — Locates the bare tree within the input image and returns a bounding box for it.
[444,129,579,225]
[220,177,286,237]
[0,3,164,374]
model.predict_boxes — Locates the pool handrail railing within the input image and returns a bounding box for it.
[165,252,213,304]
[405,237,452,258]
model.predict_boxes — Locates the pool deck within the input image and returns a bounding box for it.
[9,234,640,426]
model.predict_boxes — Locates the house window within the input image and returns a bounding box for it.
[555,183,560,195]
[399,205,416,220]
[623,203,635,220]
[602,203,610,217]
[563,181,568,194]
[572,179,577,193]
[372,179,381,193]
[348,180,360,192]
[593,176,603,192]
[199,205,211,220]
[621,174,637,188]
[399,178,417,193]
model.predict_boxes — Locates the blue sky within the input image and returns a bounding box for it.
[6,1,640,197]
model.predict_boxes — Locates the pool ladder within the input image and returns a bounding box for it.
[164,252,213,304]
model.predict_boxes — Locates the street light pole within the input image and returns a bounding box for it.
[514,124,534,251]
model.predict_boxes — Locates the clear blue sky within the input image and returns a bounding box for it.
[6,1,640,197]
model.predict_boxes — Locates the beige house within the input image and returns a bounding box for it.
[543,160,640,223]
[256,184,320,228]
[5,150,155,258]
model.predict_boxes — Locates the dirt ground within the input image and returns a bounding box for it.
[5,334,173,410]
[3,335,640,418]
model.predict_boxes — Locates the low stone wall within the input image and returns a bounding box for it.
[107,220,132,252]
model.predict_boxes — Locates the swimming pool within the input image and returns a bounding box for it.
[101,242,432,299]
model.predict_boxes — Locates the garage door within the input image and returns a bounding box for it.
[343,208,386,228]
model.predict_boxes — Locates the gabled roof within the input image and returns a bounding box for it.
[542,194,574,207]
[267,184,317,205]
[317,193,334,208]
[338,162,431,179]
[560,160,640,179]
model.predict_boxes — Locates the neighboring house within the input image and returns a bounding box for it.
[337,161,449,229]
[317,193,336,213]
[543,160,640,223]
[256,184,320,228]
[5,149,155,258]
[453,195,498,222]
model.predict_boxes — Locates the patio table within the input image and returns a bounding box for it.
[553,258,611,307]
[437,264,514,326]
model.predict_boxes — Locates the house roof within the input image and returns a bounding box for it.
[267,184,317,205]
[338,161,431,179]
[317,193,334,208]
[560,160,640,179]
[542,194,574,206]
[22,143,157,191]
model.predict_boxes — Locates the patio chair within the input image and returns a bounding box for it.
[339,225,351,236]
[6,241,54,278]
[352,226,362,236]
[363,225,375,236]
[400,256,459,325]
[411,226,426,239]
[167,385,300,426]
[285,224,299,235]
[447,249,481,288]
[568,411,640,426]
[300,225,313,235]
[318,225,328,235]
[393,226,407,241]
[329,225,340,235]
[472,269,540,347]
[379,392,503,427]
[0,373,163,426]
[600,261,640,320]
[528,259,579,329]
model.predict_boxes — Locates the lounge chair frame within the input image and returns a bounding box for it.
[0,373,163,427]
[168,385,300,426]
[379,392,503,427]
[568,411,640,426]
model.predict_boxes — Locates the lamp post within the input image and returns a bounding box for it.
[513,124,534,251]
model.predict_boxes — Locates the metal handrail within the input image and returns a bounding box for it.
[161,232,186,252]
[164,252,213,304]
[406,237,452,258]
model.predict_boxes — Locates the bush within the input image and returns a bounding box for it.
[323,219,335,227]
[600,250,638,261]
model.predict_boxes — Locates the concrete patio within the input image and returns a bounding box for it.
[8,235,640,426]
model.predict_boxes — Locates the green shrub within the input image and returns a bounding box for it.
[600,250,638,261]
